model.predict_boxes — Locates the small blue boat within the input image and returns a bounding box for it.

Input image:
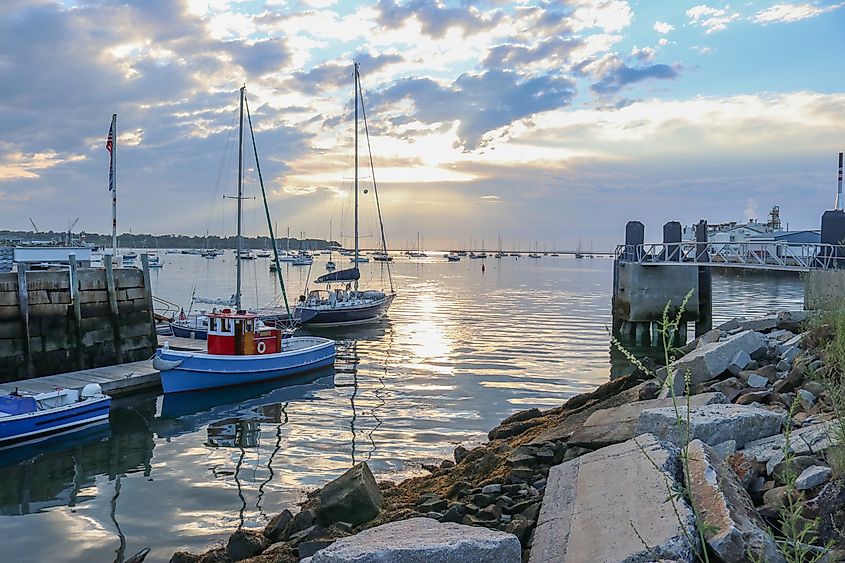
[155,309,335,393]
[0,385,111,447]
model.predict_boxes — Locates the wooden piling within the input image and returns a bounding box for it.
[695,219,713,337]
[104,255,124,364]
[69,255,85,370]
[16,266,34,378]
[140,254,158,349]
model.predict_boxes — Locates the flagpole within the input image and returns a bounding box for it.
[112,113,118,256]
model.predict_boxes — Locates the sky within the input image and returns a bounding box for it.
[0,0,843,249]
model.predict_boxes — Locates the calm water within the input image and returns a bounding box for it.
[0,254,804,562]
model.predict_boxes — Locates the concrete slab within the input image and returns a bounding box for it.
[529,433,696,563]
[567,392,727,448]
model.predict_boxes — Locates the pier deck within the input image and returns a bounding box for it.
[0,359,160,396]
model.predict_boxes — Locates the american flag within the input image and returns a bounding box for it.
[107,114,116,191]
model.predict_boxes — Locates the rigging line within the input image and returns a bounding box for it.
[357,75,394,293]
[244,93,291,319]
[235,442,247,531]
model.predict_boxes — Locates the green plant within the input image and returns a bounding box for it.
[612,289,714,562]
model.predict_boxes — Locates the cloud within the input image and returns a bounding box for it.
[482,37,584,69]
[631,46,655,62]
[686,4,741,33]
[288,52,404,95]
[751,2,844,24]
[653,21,674,34]
[376,0,502,38]
[591,59,679,95]
[373,70,576,150]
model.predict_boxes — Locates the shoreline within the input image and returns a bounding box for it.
[170,307,845,563]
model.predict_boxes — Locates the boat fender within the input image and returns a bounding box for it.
[257,341,267,354]
[81,383,103,399]
[153,356,184,371]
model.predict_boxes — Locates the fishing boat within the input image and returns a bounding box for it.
[155,85,334,393]
[170,314,210,339]
[295,62,396,327]
[0,385,111,446]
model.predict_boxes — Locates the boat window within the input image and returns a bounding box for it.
[245,320,253,332]
[222,318,230,333]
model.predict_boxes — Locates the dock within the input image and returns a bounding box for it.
[0,359,160,397]
[0,335,207,397]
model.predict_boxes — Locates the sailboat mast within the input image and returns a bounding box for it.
[111,114,117,256]
[353,62,360,291]
[236,85,245,310]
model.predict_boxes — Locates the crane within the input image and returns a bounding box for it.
[66,217,79,246]
[29,218,40,233]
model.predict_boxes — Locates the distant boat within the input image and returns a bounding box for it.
[295,63,396,327]
[326,260,337,270]
[255,250,271,258]
[292,252,313,266]
[446,253,461,261]
[238,250,256,260]
[155,85,334,393]
[372,251,393,262]
[0,385,111,446]
[350,256,369,263]
[575,239,584,259]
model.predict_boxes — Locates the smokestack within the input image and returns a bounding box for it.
[837,152,844,211]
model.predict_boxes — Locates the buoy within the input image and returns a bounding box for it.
[257,341,267,354]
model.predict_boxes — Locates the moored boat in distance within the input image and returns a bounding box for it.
[0,385,111,447]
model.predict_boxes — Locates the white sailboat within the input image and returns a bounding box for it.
[295,62,396,327]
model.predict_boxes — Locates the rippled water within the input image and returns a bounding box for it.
[0,254,805,562]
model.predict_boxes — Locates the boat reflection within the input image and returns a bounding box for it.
[0,399,156,516]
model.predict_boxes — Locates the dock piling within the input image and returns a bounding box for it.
[16,266,34,378]
[69,255,85,371]
[104,255,124,364]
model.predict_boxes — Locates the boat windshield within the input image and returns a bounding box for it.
[0,395,37,415]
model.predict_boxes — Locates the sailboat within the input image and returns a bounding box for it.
[575,239,585,259]
[295,63,396,327]
[155,85,335,393]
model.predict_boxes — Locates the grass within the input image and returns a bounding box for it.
[804,305,845,478]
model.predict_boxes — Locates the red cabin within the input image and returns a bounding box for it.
[207,309,282,356]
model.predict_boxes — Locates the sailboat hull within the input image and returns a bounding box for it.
[156,337,336,393]
[295,294,394,327]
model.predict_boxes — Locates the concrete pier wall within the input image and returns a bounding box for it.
[612,261,700,322]
[0,260,156,382]
[805,269,845,310]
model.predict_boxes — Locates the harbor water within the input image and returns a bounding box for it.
[0,253,804,562]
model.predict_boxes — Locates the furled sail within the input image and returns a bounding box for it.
[314,267,360,284]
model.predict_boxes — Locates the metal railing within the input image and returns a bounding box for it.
[615,242,845,271]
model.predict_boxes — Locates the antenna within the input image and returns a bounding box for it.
[837,152,844,211]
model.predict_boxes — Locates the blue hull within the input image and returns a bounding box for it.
[0,397,111,446]
[157,339,336,393]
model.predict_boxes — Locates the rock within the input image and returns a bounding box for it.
[797,389,816,410]
[747,374,769,388]
[726,451,760,489]
[481,484,502,494]
[567,392,728,448]
[713,439,737,458]
[509,467,534,481]
[227,529,271,562]
[439,459,455,469]
[454,445,470,464]
[741,420,839,465]
[197,548,230,563]
[169,553,200,563]
[635,404,785,448]
[263,509,293,542]
[317,462,383,527]
[529,434,697,563]
[500,408,543,426]
[439,504,465,523]
[803,380,825,397]
[418,498,448,512]
[562,446,590,462]
[757,364,780,382]
[660,330,767,396]
[737,315,779,333]
[763,485,790,509]
[777,310,808,332]
[795,465,832,490]
[705,377,745,402]
[735,390,773,406]
[728,351,752,376]
[488,420,536,440]
[506,453,535,466]
[805,480,845,546]
[299,540,335,559]
[686,440,785,563]
[307,518,521,563]
[284,508,318,540]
